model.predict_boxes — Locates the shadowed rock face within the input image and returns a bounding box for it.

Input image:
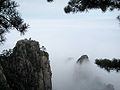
[0,39,52,90]
[77,55,89,64]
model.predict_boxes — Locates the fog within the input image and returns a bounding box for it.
[1,0,120,90]
[1,18,120,90]
[52,58,120,90]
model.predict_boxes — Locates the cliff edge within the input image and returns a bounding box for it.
[0,39,52,90]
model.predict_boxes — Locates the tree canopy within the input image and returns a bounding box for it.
[0,0,29,43]
[64,0,120,21]
[95,58,120,72]
[0,0,53,43]
[64,0,120,13]
[1,0,119,43]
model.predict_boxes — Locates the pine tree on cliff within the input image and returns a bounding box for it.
[0,0,53,43]
[95,58,120,72]
[64,0,120,21]
[0,0,29,43]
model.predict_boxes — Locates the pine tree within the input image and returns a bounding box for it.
[0,0,29,43]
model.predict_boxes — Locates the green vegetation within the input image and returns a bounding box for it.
[64,0,120,13]
[95,58,120,72]
[0,49,13,57]
[64,0,120,22]
[0,0,29,43]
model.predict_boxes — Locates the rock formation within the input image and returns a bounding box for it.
[76,55,115,90]
[76,55,89,64]
[0,39,52,90]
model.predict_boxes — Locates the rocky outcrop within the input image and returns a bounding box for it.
[76,55,115,90]
[76,55,89,64]
[0,39,52,90]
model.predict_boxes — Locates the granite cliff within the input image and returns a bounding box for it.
[0,39,52,90]
[76,55,89,64]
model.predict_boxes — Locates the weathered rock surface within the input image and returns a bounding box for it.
[0,39,52,90]
[76,55,89,64]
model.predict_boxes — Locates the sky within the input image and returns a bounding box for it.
[0,0,120,90]
[1,0,119,60]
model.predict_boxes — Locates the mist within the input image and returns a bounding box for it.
[0,0,120,90]
[1,18,120,90]
[52,57,120,90]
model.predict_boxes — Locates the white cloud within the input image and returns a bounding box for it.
[1,1,120,90]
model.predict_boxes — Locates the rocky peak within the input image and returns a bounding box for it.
[0,39,52,90]
[77,55,89,64]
